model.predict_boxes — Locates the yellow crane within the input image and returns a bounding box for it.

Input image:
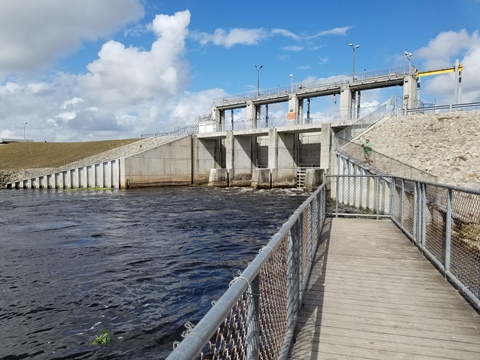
[414,60,463,104]
[416,64,463,78]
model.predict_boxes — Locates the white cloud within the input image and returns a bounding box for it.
[271,28,300,41]
[78,10,191,107]
[191,28,267,48]
[417,30,480,103]
[283,46,304,52]
[192,26,351,48]
[0,9,201,142]
[62,97,83,109]
[272,27,351,41]
[416,29,480,69]
[0,0,144,79]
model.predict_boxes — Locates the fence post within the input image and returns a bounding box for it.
[421,183,427,248]
[336,175,339,217]
[287,222,300,343]
[413,181,418,241]
[389,178,395,216]
[247,276,260,360]
[444,188,452,273]
[298,213,304,311]
[400,179,404,227]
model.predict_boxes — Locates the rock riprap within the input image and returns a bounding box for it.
[359,110,480,189]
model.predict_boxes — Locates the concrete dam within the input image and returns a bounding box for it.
[7,120,353,191]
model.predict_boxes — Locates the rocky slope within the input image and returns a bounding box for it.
[357,110,480,189]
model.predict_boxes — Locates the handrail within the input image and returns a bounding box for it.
[407,101,480,114]
[167,185,327,359]
[214,65,411,105]
[328,171,480,310]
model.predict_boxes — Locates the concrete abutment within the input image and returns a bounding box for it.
[8,124,337,190]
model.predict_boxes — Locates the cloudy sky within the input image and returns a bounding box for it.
[1,0,479,142]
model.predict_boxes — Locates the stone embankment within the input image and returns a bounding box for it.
[358,110,480,189]
[1,135,181,186]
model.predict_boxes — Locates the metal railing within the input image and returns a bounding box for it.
[407,101,480,114]
[329,173,480,309]
[168,173,479,359]
[337,143,437,183]
[334,95,401,149]
[167,185,327,360]
[214,65,411,106]
[141,124,200,138]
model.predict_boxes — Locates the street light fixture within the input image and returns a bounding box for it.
[404,51,413,72]
[289,73,293,93]
[255,64,263,96]
[22,122,27,140]
[349,43,360,82]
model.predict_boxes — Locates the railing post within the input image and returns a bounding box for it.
[444,188,452,273]
[389,178,395,216]
[421,183,427,248]
[297,213,304,310]
[335,175,339,217]
[287,223,299,340]
[247,275,260,360]
[413,181,419,241]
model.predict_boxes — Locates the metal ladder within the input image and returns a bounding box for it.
[297,167,307,188]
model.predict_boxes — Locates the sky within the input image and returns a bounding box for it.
[1,0,479,142]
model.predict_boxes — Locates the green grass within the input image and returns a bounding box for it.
[0,139,140,171]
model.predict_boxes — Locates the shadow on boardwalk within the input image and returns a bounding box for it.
[288,217,480,360]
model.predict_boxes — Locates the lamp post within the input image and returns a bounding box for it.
[22,122,27,139]
[404,51,413,72]
[349,43,360,82]
[255,64,263,96]
[289,73,293,93]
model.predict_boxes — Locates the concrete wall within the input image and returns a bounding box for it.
[268,128,297,187]
[10,159,121,189]
[121,136,194,187]
[229,134,254,186]
[300,133,321,166]
[257,136,269,168]
[193,137,222,184]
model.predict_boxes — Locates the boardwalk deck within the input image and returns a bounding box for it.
[288,217,480,360]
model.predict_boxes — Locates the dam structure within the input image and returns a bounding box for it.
[5,64,451,190]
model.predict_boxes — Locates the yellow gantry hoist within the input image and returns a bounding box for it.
[415,59,463,104]
[416,64,463,78]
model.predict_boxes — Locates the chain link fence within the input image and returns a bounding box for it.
[167,185,327,360]
[168,171,479,359]
[330,171,480,308]
[337,143,437,183]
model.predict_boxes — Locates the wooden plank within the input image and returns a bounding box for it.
[287,218,480,360]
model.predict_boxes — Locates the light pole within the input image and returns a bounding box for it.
[255,64,263,96]
[404,51,413,72]
[349,43,360,82]
[289,73,293,93]
[22,122,27,139]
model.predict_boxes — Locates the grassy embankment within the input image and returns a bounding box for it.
[0,139,139,171]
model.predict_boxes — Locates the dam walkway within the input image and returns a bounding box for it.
[168,172,480,360]
[288,217,480,360]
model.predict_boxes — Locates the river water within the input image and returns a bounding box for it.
[0,186,308,359]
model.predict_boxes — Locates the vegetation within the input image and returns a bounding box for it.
[456,223,480,250]
[0,139,139,171]
[92,330,112,346]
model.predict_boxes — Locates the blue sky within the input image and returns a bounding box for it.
[1,0,479,142]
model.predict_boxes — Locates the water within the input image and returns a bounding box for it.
[0,186,308,359]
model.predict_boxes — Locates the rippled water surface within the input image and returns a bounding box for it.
[0,186,308,359]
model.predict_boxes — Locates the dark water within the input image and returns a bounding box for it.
[0,186,308,359]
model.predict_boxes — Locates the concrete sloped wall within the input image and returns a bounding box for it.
[121,136,195,187]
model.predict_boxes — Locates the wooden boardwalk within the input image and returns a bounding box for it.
[288,218,480,360]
